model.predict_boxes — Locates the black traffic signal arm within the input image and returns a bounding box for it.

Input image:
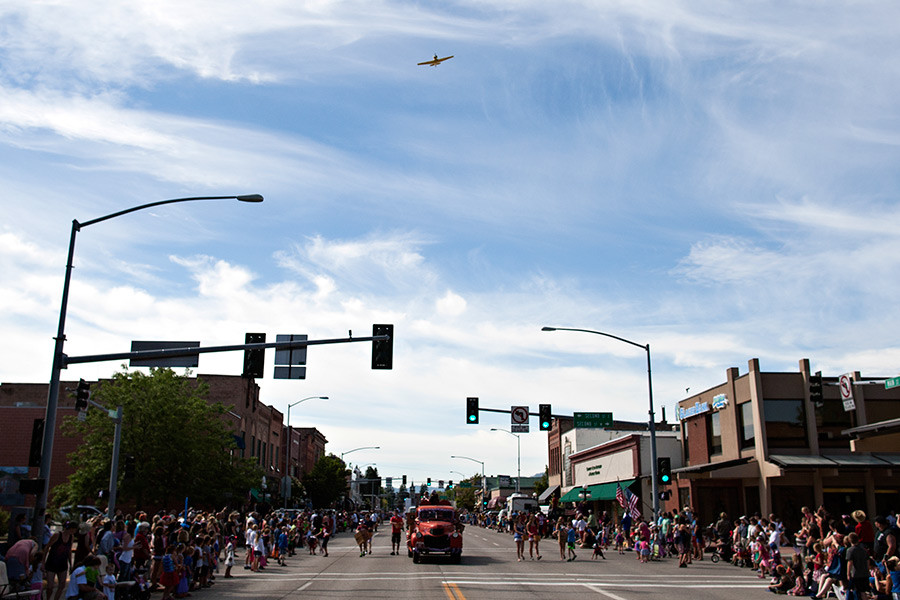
[60,332,390,369]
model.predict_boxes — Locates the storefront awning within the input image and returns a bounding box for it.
[768,454,894,468]
[674,457,750,474]
[767,454,838,468]
[823,454,892,467]
[560,479,636,503]
[538,484,560,503]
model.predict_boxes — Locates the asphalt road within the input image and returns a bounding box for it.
[207,526,773,599]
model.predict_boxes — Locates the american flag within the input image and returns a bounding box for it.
[616,482,641,520]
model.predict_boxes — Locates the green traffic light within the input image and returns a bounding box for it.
[541,421,550,429]
[661,475,670,482]
[468,414,477,422]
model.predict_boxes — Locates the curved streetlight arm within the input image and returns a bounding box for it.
[541,326,646,352]
[341,446,380,461]
[78,194,264,229]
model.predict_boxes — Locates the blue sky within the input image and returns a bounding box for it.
[2,1,899,486]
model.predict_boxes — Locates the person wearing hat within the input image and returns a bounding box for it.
[852,510,875,552]
[44,520,77,600]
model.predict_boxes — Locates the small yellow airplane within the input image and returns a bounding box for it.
[418,54,454,67]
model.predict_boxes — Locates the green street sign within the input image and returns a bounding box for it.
[574,412,613,428]
[458,482,472,488]
[886,377,900,390]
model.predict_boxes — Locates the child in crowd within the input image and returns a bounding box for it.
[29,550,44,596]
[768,564,794,594]
[223,537,235,578]
[592,538,606,560]
[639,537,651,563]
[566,523,578,562]
[101,563,117,600]
[615,527,625,554]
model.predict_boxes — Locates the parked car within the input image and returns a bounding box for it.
[59,505,103,523]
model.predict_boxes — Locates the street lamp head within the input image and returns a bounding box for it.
[541,326,557,331]
[237,194,264,202]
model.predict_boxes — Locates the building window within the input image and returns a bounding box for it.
[738,402,755,449]
[763,398,808,448]
[815,398,853,448]
[682,421,690,463]
[707,412,722,456]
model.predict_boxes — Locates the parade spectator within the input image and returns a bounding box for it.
[526,514,542,561]
[853,510,876,553]
[554,517,567,561]
[43,520,77,600]
[67,555,101,600]
[874,515,899,562]
[846,532,869,600]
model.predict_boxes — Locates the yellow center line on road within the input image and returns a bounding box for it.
[442,581,466,600]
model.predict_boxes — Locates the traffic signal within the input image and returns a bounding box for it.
[809,371,824,403]
[427,478,432,487]
[243,333,266,378]
[371,324,393,370]
[18,478,45,495]
[466,397,479,424]
[448,480,453,488]
[657,456,672,486]
[123,454,136,481]
[539,404,552,431]
[439,480,444,488]
[402,475,407,486]
[75,379,91,411]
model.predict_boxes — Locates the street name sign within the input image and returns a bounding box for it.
[574,412,613,428]
[886,377,900,390]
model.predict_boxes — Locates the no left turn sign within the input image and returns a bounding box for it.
[511,405,529,425]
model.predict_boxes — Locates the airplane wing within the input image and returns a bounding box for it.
[417,55,454,66]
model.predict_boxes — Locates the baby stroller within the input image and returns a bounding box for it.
[732,544,752,568]
[118,565,152,600]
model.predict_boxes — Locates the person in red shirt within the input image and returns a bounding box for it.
[853,510,876,551]
[389,510,404,555]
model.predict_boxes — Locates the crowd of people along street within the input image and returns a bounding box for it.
[0,507,394,600]
[466,502,899,599]
[2,501,899,600]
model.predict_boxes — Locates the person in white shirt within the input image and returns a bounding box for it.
[66,556,100,600]
[101,564,117,600]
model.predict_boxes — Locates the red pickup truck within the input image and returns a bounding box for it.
[407,499,463,563]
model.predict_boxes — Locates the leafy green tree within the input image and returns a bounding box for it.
[55,367,263,510]
[452,475,481,511]
[301,455,349,508]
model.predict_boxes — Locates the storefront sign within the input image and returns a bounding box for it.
[678,400,709,420]
[712,394,728,410]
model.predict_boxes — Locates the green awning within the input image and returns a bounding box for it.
[560,479,636,503]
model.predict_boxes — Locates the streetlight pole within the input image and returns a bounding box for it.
[34,194,263,540]
[491,428,521,493]
[450,455,485,511]
[542,326,660,522]
[283,395,328,508]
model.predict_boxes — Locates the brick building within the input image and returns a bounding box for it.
[0,374,327,510]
